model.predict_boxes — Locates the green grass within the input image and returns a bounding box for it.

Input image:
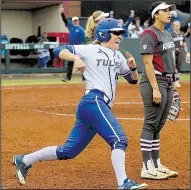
[179,73,190,81]
[1,73,190,87]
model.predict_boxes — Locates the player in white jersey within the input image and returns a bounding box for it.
[13,18,148,189]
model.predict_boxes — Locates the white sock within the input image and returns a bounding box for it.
[111,149,127,186]
[23,146,58,166]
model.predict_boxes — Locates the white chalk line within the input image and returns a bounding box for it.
[2,86,190,104]
[43,101,190,108]
[32,109,190,121]
[2,85,84,90]
[115,101,190,104]
[2,87,190,105]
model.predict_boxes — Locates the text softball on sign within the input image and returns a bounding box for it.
[4,43,59,50]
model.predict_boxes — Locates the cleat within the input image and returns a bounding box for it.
[141,168,169,180]
[61,78,68,82]
[175,82,182,88]
[61,76,70,82]
[13,155,32,185]
[118,178,148,189]
[156,164,178,177]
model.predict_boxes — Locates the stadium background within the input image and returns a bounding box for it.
[1,0,190,73]
[1,0,190,189]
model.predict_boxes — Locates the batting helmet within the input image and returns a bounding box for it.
[95,18,126,42]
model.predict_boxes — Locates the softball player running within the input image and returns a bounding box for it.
[139,1,178,180]
[13,18,148,189]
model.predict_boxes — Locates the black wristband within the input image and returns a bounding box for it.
[130,67,137,71]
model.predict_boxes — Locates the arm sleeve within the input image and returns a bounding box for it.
[124,17,134,29]
[53,44,90,60]
[61,13,68,26]
[140,33,156,54]
[123,73,138,84]
[67,21,73,30]
[119,52,131,75]
[53,45,74,57]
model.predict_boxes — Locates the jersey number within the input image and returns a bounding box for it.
[115,72,119,82]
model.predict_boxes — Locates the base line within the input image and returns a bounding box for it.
[43,101,190,108]
[32,109,190,121]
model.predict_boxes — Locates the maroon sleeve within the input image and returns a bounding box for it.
[140,31,156,55]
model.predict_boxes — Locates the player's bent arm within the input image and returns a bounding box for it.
[143,54,159,90]
[53,45,77,61]
[59,49,78,61]
[53,45,85,72]
[123,71,138,84]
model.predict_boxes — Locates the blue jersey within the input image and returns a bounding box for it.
[67,22,86,45]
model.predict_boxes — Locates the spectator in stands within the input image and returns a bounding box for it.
[134,17,144,36]
[39,32,49,43]
[171,20,190,88]
[128,25,139,38]
[86,10,109,42]
[36,24,53,67]
[124,10,135,34]
[1,35,8,56]
[60,8,86,82]
[37,31,51,68]
[118,19,128,38]
[184,22,190,37]
[165,10,180,33]
[37,48,51,68]
[142,19,149,30]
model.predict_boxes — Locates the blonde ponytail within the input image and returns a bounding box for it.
[86,10,103,39]
[86,15,97,38]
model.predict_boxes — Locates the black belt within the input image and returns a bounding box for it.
[154,70,173,77]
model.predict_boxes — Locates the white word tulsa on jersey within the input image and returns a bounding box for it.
[72,44,130,106]
[96,59,120,68]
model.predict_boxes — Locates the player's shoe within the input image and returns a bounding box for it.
[175,81,182,88]
[12,154,32,185]
[61,78,69,82]
[156,164,178,177]
[118,178,148,189]
[141,168,169,180]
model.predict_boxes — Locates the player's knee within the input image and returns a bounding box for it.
[110,138,128,151]
[56,146,78,160]
[57,153,77,160]
[143,122,159,133]
[155,126,163,133]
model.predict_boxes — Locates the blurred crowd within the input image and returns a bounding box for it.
[1,6,190,70]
